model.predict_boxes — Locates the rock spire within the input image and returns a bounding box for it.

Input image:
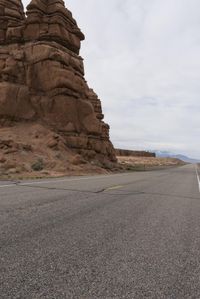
[25,0,84,53]
[0,0,116,165]
[0,0,25,43]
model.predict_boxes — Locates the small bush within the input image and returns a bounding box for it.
[31,158,44,171]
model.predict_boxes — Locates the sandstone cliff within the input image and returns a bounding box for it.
[0,0,116,177]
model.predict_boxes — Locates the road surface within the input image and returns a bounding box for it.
[1,164,200,298]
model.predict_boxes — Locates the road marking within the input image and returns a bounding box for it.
[0,172,132,189]
[105,185,124,191]
[0,184,15,188]
[196,165,200,192]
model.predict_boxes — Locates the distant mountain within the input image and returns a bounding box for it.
[155,151,200,164]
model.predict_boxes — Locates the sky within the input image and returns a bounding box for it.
[22,0,200,158]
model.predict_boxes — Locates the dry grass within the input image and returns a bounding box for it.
[117,156,185,170]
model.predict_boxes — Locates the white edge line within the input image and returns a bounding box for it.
[0,172,132,189]
[196,165,200,193]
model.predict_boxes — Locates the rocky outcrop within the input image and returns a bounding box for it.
[0,0,25,43]
[116,149,156,158]
[25,0,84,54]
[0,0,116,167]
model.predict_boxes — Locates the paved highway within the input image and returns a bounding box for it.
[0,164,200,298]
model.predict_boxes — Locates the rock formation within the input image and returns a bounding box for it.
[25,0,84,53]
[0,0,25,43]
[115,149,156,158]
[0,0,116,173]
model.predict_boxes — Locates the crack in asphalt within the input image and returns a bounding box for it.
[3,181,198,200]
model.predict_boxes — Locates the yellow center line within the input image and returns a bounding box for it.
[106,185,124,191]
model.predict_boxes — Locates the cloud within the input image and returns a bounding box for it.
[22,0,200,158]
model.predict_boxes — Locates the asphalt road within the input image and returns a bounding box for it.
[1,164,200,299]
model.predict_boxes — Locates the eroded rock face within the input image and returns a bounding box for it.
[25,0,84,53]
[0,0,116,162]
[0,0,25,43]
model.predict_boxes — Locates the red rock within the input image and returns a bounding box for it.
[0,155,6,163]
[0,0,116,165]
[47,138,58,149]
[0,0,25,43]
[71,154,87,165]
[25,0,84,54]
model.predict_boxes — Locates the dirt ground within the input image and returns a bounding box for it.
[0,123,113,179]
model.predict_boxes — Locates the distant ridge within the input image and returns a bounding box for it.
[155,151,200,164]
[116,149,155,158]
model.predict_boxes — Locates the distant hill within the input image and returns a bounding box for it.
[115,149,155,157]
[155,151,200,164]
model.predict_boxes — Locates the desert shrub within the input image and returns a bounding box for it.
[31,158,44,171]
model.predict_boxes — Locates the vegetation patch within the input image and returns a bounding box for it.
[31,158,44,171]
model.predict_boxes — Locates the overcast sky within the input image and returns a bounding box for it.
[23,0,200,158]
